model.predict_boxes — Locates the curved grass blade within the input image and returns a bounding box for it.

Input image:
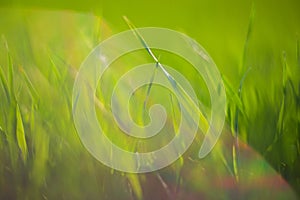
[123,16,209,133]
[19,67,39,102]
[16,104,28,163]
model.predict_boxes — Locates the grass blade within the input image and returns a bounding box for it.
[170,93,179,134]
[123,16,209,133]
[156,173,173,199]
[31,126,49,187]
[240,3,255,73]
[16,104,28,163]
[48,53,62,83]
[143,63,158,111]
[19,67,39,102]
[222,75,245,119]
[297,37,300,69]
[30,102,35,132]
[234,67,251,134]
[127,174,143,200]
[6,46,15,102]
[0,65,10,103]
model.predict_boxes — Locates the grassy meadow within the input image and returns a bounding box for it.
[0,0,300,199]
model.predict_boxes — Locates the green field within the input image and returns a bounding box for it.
[0,0,299,199]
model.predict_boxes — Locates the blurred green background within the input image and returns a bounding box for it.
[0,0,299,199]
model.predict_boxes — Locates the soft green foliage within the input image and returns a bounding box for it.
[0,0,300,199]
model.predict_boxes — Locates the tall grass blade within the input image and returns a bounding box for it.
[222,75,245,119]
[232,145,239,181]
[30,102,35,131]
[223,68,250,182]
[234,67,251,134]
[170,93,184,193]
[7,46,15,102]
[218,150,234,177]
[127,174,143,200]
[156,173,173,199]
[240,3,255,73]
[266,52,289,153]
[123,16,209,133]
[0,126,4,134]
[2,40,19,169]
[19,67,39,102]
[141,62,159,125]
[233,67,251,183]
[278,52,288,138]
[0,126,5,147]
[143,63,158,111]
[16,104,28,163]
[0,65,10,103]
[170,93,179,134]
[48,53,62,82]
[297,37,300,69]
[2,36,16,103]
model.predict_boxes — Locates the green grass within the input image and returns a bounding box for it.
[0,1,300,199]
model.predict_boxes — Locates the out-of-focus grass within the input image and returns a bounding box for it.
[0,0,300,199]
